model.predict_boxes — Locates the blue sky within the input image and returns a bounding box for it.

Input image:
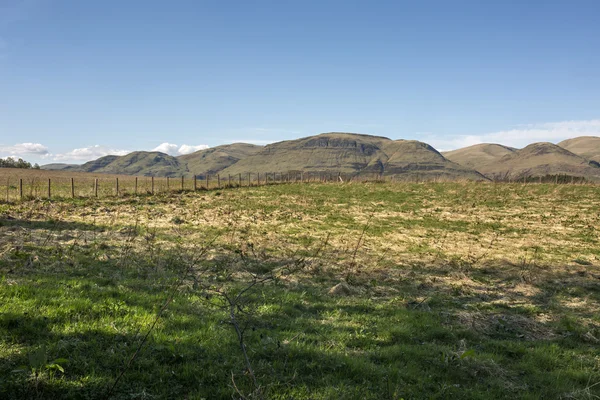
[1,0,600,164]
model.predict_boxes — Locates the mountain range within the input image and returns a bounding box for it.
[443,140,600,181]
[41,132,600,182]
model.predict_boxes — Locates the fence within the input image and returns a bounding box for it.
[0,170,595,202]
[0,171,368,202]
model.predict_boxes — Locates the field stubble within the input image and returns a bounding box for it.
[0,181,599,399]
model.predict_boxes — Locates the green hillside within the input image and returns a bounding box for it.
[40,163,79,171]
[220,132,485,180]
[40,133,600,181]
[558,136,600,162]
[178,143,262,176]
[443,143,517,171]
[42,144,262,178]
[69,152,187,177]
[477,142,600,180]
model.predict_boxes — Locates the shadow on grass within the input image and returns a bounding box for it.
[0,216,104,233]
[1,244,599,399]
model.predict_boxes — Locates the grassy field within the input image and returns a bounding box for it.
[0,169,261,200]
[1,181,599,399]
[0,169,343,201]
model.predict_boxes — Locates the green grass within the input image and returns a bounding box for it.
[1,182,600,399]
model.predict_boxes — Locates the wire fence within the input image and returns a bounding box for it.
[0,171,371,202]
[0,169,595,202]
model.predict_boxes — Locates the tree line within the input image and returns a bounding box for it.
[0,157,40,169]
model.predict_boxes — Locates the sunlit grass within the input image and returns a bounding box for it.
[1,182,600,398]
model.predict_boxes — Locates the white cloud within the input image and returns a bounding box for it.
[36,142,209,164]
[178,144,209,155]
[153,142,209,155]
[51,145,130,162]
[152,142,179,154]
[0,142,49,156]
[424,119,600,151]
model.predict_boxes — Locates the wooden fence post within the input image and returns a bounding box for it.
[248,172,251,187]
[71,178,75,198]
[151,176,154,194]
[206,174,209,189]
[19,178,23,199]
[257,173,260,185]
[181,176,184,191]
[116,178,119,196]
[48,178,51,199]
[228,174,231,187]
[218,174,221,189]
[194,175,197,191]
[5,178,8,202]
[167,177,170,191]
[239,173,242,187]
[94,178,98,197]
[135,177,138,195]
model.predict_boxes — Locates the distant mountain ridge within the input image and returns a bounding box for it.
[42,144,261,178]
[443,144,516,171]
[40,133,600,181]
[219,133,485,180]
[178,143,262,176]
[444,138,600,181]
[558,136,600,162]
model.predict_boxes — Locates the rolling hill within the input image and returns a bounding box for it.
[82,152,187,176]
[178,143,262,176]
[40,163,79,171]
[475,142,600,181]
[40,133,600,181]
[558,136,600,162]
[380,140,485,179]
[219,132,486,180]
[43,153,186,177]
[442,143,516,171]
[41,144,262,177]
[76,155,122,172]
